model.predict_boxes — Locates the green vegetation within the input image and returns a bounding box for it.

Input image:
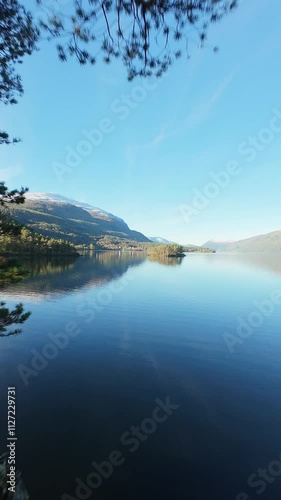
[0,301,31,337]
[147,244,185,258]
[78,238,216,254]
[26,257,77,277]
[0,208,23,236]
[0,0,39,144]
[11,199,149,244]
[38,0,237,80]
[0,220,78,256]
[147,254,184,266]
[0,185,32,337]
[94,236,148,251]
[0,182,28,205]
[0,257,29,283]
[0,255,31,337]
[184,246,215,253]
[0,187,78,337]
[0,187,79,256]
[1,1,238,144]
[77,237,151,252]
[146,243,215,257]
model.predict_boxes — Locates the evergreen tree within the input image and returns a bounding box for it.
[37,0,237,80]
[0,301,31,337]
[0,0,39,143]
[0,181,28,205]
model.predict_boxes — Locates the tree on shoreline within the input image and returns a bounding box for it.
[147,243,185,257]
[37,0,238,80]
[0,0,39,144]
[0,1,239,337]
[0,182,31,337]
[0,0,238,143]
[0,301,31,337]
[0,182,28,205]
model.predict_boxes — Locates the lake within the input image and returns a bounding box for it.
[1,252,281,500]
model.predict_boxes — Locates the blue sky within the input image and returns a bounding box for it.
[1,0,281,245]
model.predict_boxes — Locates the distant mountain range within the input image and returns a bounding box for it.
[11,193,150,244]
[203,231,281,252]
[10,193,281,252]
[202,240,235,251]
[149,237,199,248]
[149,237,179,244]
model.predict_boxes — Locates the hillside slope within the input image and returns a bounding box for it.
[11,193,150,245]
[202,241,235,251]
[149,237,179,244]
[203,231,281,252]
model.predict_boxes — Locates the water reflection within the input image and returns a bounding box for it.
[147,255,184,266]
[26,256,77,276]
[2,252,281,499]
[201,252,281,277]
[2,252,281,301]
[230,252,281,276]
[0,252,145,299]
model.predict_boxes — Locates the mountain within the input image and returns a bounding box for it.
[203,231,281,252]
[202,241,235,251]
[148,238,214,252]
[11,193,150,244]
[149,237,179,244]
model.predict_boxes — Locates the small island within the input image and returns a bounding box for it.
[146,243,215,258]
[147,244,186,258]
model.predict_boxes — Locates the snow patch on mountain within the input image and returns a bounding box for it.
[25,192,124,221]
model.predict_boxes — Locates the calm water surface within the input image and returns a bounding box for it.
[1,252,281,500]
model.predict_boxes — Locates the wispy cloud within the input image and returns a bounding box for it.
[141,123,172,150]
[0,164,23,181]
[129,69,237,155]
[184,70,237,129]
